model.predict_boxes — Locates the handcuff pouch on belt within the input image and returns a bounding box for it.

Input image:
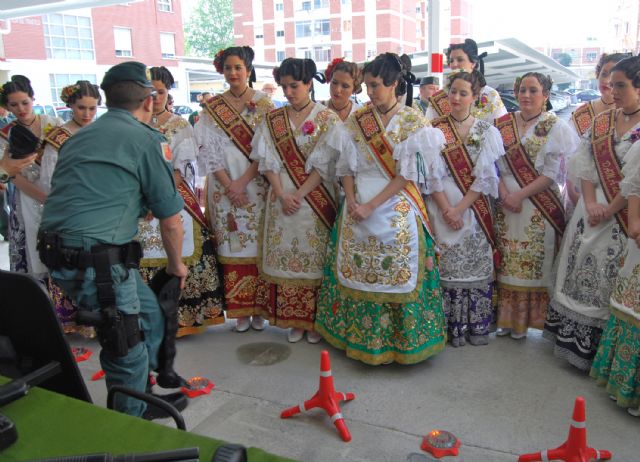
[37,231,144,357]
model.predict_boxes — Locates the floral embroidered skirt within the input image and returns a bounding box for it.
[314,222,446,365]
[256,283,318,331]
[495,198,556,336]
[140,222,225,337]
[590,310,640,409]
[590,242,640,407]
[543,197,627,371]
[443,283,493,347]
[222,263,265,319]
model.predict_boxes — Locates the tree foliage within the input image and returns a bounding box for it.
[185,0,234,58]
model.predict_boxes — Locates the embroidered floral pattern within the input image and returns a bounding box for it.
[495,206,546,280]
[339,200,414,286]
[561,217,627,308]
[611,258,640,314]
[264,199,329,275]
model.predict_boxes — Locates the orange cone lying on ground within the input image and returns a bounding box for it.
[280,350,355,442]
[518,396,612,462]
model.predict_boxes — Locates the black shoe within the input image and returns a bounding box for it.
[156,370,188,389]
[142,391,188,421]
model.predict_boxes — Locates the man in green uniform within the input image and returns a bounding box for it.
[39,61,188,418]
[414,76,440,114]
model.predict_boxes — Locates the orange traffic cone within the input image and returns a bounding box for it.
[280,350,356,442]
[518,396,612,462]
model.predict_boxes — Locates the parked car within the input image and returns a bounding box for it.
[172,105,193,120]
[576,89,600,102]
[549,93,568,112]
[32,104,58,119]
[499,93,519,113]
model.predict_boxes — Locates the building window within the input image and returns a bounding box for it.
[160,32,175,59]
[295,21,312,37]
[256,34,264,39]
[314,47,331,62]
[313,0,328,7]
[367,49,376,58]
[314,19,330,35]
[275,2,284,11]
[157,0,172,12]
[341,0,350,4]
[50,73,97,105]
[276,30,285,37]
[585,51,597,62]
[343,20,351,32]
[277,50,285,61]
[301,1,311,11]
[344,50,352,59]
[43,13,94,60]
[114,27,133,57]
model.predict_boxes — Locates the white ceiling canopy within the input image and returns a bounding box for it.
[412,38,581,87]
[0,0,141,21]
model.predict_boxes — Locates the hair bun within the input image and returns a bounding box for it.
[464,38,478,55]
[11,75,31,86]
[399,54,412,73]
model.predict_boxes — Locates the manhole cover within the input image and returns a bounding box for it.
[236,342,291,366]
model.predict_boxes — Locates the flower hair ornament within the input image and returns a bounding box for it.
[324,57,345,82]
[60,84,81,104]
[213,49,225,74]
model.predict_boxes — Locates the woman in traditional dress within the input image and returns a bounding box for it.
[494,72,579,339]
[322,58,362,121]
[543,57,637,369]
[197,47,274,333]
[564,53,629,216]
[251,58,340,343]
[138,66,225,337]
[314,53,447,364]
[426,38,506,124]
[41,81,101,336]
[427,70,505,347]
[590,147,640,416]
[0,75,62,274]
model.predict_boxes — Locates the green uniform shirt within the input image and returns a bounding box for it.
[41,108,184,245]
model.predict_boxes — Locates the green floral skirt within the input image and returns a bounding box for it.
[590,309,640,408]
[314,219,446,366]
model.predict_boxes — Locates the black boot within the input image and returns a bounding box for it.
[142,391,188,420]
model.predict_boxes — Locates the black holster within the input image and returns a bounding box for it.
[150,268,186,388]
[37,231,144,357]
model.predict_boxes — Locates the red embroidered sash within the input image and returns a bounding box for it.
[495,113,566,237]
[203,95,254,161]
[428,89,451,117]
[352,105,434,238]
[177,179,210,232]
[591,109,629,236]
[431,116,498,259]
[571,102,596,137]
[44,126,72,151]
[265,107,337,230]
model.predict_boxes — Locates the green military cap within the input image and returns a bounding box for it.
[420,76,440,86]
[101,61,153,90]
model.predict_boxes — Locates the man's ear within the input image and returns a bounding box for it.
[143,95,154,112]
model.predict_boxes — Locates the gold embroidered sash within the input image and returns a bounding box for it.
[203,95,254,161]
[571,102,596,137]
[352,105,434,238]
[265,107,337,230]
[591,109,629,236]
[431,116,498,262]
[495,113,566,237]
[428,89,451,117]
[177,179,210,232]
